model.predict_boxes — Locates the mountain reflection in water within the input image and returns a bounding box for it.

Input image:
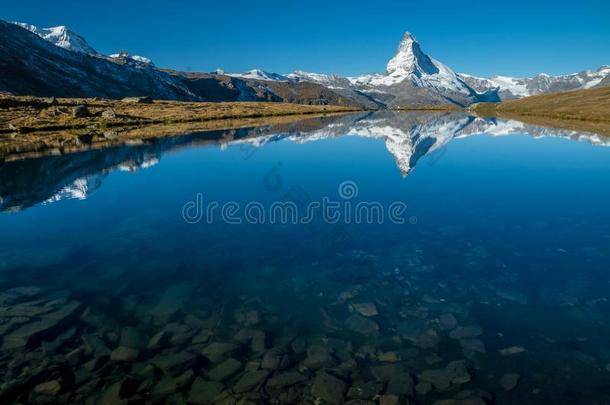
[1,111,608,212]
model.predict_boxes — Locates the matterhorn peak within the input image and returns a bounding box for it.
[386,31,439,77]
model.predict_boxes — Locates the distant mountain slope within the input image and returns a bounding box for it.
[459,66,610,100]
[0,21,372,107]
[3,19,609,108]
[472,86,610,123]
[0,21,199,100]
[12,22,99,55]
[277,33,488,107]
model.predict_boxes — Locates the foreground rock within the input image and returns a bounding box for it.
[311,372,346,405]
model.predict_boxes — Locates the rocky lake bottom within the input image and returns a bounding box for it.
[1,112,610,404]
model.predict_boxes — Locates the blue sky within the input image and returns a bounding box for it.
[3,0,610,78]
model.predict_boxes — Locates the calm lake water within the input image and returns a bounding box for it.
[1,112,610,404]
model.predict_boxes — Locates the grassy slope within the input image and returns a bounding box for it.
[0,96,361,134]
[471,86,610,135]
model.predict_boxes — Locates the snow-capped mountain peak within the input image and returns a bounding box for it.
[386,32,438,77]
[228,69,288,81]
[12,22,97,55]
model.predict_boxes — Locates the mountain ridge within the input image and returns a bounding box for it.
[2,20,609,107]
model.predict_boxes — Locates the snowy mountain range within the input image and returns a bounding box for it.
[230,32,610,103]
[12,21,154,66]
[458,66,610,100]
[2,20,609,106]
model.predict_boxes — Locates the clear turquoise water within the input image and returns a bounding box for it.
[1,112,610,404]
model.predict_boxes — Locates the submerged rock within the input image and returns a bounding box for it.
[496,289,528,305]
[311,372,346,405]
[2,301,81,350]
[233,370,270,393]
[120,326,145,349]
[266,371,308,390]
[33,380,62,396]
[379,395,400,405]
[304,345,335,370]
[150,283,193,322]
[152,350,198,376]
[352,302,378,317]
[262,347,290,370]
[188,378,224,404]
[347,381,383,399]
[208,358,242,382]
[386,372,414,396]
[345,314,379,337]
[498,346,526,356]
[110,346,139,362]
[500,373,521,391]
[201,342,238,364]
[416,381,433,396]
[419,360,471,391]
[439,313,458,330]
[449,326,482,340]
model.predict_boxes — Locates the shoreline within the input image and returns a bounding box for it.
[469,86,610,136]
[0,96,362,135]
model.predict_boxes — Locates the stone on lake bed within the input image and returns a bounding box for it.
[110,346,139,361]
[262,347,290,370]
[201,342,238,363]
[266,371,308,390]
[460,338,486,357]
[1,300,81,350]
[347,381,383,399]
[370,363,404,381]
[311,372,346,405]
[33,380,62,396]
[386,372,414,396]
[352,302,378,317]
[379,395,400,405]
[147,330,171,349]
[500,373,521,391]
[499,346,527,356]
[152,369,195,397]
[82,333,111,357]
[233,370,270,393]
[376,351,400,362]
[187,378,224,404]
[345,314,379,336]
[207,358,242,381]
[120,326,145,349]
[439,313,458,330]
[304,345,335,369]
[150,283,193,321]
[151,350,198,376]
[416,381,433,395]
[449,325,483,340]
[419,360,470,391]
[431,399,487,405]
[496,289,528,305]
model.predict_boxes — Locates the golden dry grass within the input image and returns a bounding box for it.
[0,96,361,134]
[471,86,610,135]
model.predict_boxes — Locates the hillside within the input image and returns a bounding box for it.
[471,86,610,135]
[0,21,372,108]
